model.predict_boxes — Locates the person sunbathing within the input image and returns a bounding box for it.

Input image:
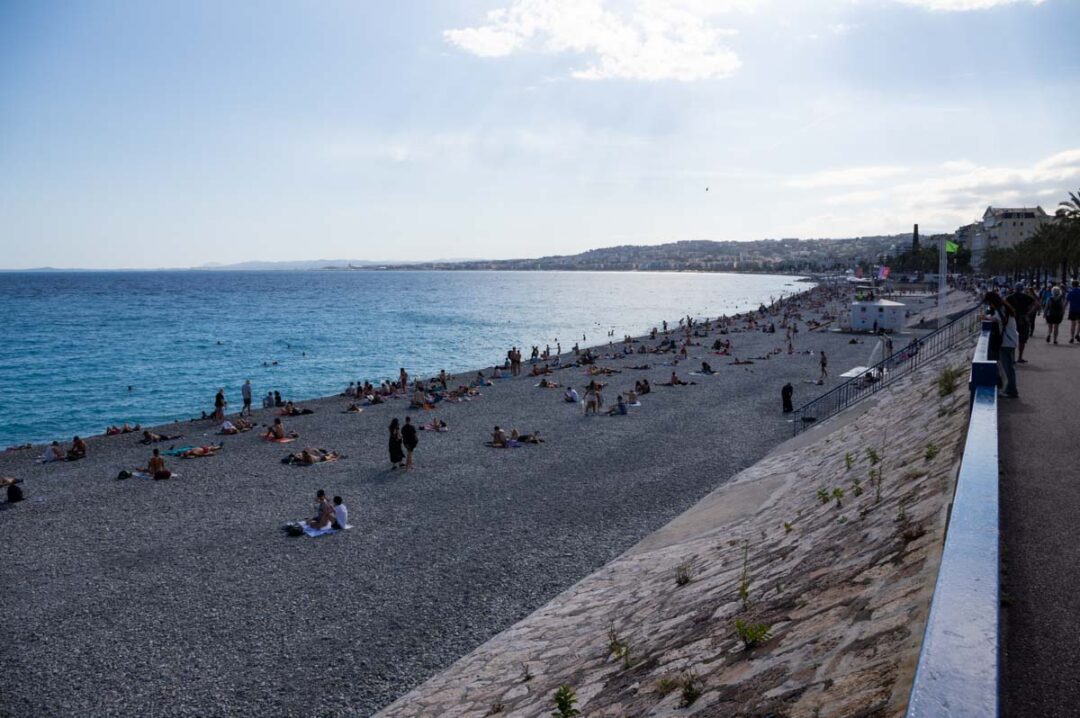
[66,436,88,461]
[40,441,65,463]
[700,361,715,375]
[179,444,222,458]
[146,448,172,479]
[142,430,182,443]
[537,377,560,388]
[421,419,449,432]
[220,418,252,435]
[728,358,754,365]
[491,426,509,448]
[284,447,339,465]
[306,490,335,530]
[264,418,297,440]
[344,403,364,413]
[511,429,544,444]
[668,372,689,386]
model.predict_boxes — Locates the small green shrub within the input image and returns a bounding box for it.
[936,365,965,397]
[832,487,845,508]
[925,442,939,461]
[675,559,694,587]
[552,685,580,718]
[487,701,504,715]
[783,521,793,534]
[655,675,678,696]
[606,624,632,669]
[851,476,863,497]
[865,447,881,465]
[817,488,830,504]
[844,451,854,471]
[521,663,533,682]
[679,672,702,708]
[734,618,773,649]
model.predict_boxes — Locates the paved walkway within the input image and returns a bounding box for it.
[999,326,1080,717]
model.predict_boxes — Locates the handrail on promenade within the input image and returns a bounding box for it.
[906,323,999,717]
[790,303,983,435]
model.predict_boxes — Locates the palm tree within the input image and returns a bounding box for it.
[1059,188,1080,221]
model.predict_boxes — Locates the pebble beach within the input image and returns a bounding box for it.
[0,287,943,717]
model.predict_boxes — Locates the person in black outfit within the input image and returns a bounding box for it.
[402,416,419,471]
[782,383,794,413]
[388,418,405,469]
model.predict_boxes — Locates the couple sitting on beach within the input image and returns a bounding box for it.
[306,490,348,531]
[282,447,340,465]
[40,437,87,463]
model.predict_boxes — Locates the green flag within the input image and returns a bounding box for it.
[945,240,958,254]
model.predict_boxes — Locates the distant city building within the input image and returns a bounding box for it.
[962,206,1051,269]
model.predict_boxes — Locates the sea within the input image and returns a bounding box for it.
[0,270,807,447]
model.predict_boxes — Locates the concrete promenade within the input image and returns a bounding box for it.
[999,325,1080,717]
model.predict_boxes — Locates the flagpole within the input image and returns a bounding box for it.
[938,234,947,328]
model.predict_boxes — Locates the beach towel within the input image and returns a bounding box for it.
[628,401,642,407]
[162,446,196,456]
[688,372,715,377]
[293,522,352,538]
[283,454,342,466]
[484,440,522,448]
[129,471,180,480]
[263,436,296,444]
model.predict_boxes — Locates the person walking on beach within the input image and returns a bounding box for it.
[388,418,405,469]
[402,416,418,471]
[986,292,1019,398]
[214,388,227,421]
[782,383,794,413]
[819,351,828,382]
[241,380,252,416]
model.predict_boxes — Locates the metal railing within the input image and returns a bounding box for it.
[791,303,984,435]
[906,323,1000,718]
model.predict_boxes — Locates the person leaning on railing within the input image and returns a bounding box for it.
[985,292,1019,399]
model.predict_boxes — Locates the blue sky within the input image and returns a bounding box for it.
[2,0,1078,268]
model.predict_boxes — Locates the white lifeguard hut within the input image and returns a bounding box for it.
[850,298,905,332]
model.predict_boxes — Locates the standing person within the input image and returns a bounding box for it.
[1044,286,1065,344]
[214,388,227,421]
[388,418,405,470]
[398,368,409,391]
[781,383,794,413]
[402,416,418,471]
[1005,284,1035,363]
[818,351,828,381]
[985,292,1019,398]
[241,379,252,416]
[1068,280,1080,343]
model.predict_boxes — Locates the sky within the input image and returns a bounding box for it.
[2,0,1079,269]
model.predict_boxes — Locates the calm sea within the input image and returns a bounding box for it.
[0,270,806,447]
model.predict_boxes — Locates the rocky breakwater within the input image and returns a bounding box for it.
[377,351,974,717]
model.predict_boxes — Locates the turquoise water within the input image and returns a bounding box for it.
[0,270,804,446]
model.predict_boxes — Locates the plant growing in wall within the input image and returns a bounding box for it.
[734,618,773,649]
[679,672,702,708]
[738,542,752,609]
[831,487,845,508]
[817,488,830,504]
[552,686,580,718]
[925,442,939,460]
[675,559,694,587]
[844,451,854,471]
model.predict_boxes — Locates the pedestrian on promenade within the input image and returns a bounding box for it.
[241,379,252,416]
[1006,284,1035,363]
[1044,286,1065,344]
[819,351,828,381]
[782,382,794,413]
[1068,280,1080,343]
[402,416,418,471]
[986,292,1019,398]
[388,418,405,470]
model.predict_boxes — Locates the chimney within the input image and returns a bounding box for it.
[912,223,920,252]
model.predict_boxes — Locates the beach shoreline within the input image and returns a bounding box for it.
[1,286,947,716]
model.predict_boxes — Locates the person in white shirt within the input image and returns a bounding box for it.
[241,380,252,416]
[332,496,348,530]
[564,387,580,403]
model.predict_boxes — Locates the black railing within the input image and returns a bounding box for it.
[791,303,983,435]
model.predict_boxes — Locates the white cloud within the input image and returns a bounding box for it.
[786,165,910,189]
[794,148,1080,236]
[893,0,1044,11]
[444,0,743,81]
